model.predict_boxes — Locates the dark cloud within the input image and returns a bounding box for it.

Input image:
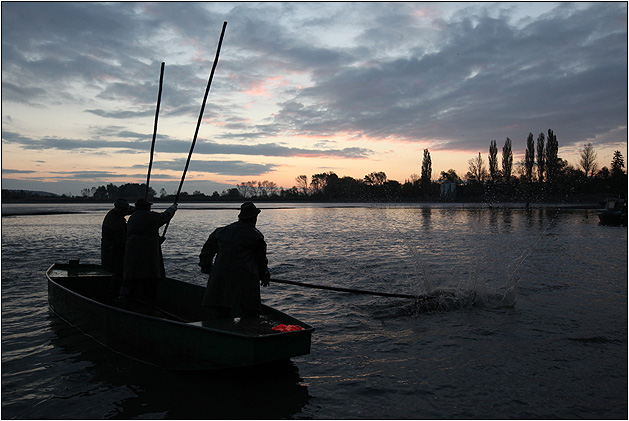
[60,170,137,180]
[271,3,627,151]
[4,3,625,151]
[85,108,154,119]
[1,130,373,159]
[1,81,47,106]
[1,2,626,196]
[2,168,36,174]
[152,159,278,176]
[195,140,373,159]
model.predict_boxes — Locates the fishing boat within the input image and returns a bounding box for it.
[597,198,627,226]
[47,260,314,370]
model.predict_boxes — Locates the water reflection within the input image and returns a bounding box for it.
[489,207,498,229]
[421,207,431,230]
[47,313,310,419]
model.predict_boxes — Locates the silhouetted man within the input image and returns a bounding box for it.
[101,198,133,303]
[200,202,271,318]
[120,198,177,314]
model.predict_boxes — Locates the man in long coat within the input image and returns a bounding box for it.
[101,198,132,302]
[199,202,271,318]
[120,198,177,314]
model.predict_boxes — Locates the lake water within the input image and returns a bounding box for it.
[2,202,627,419]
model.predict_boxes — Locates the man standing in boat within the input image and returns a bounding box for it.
[101,198,133,303]
[120,198,177,315]
[199,202,271,318]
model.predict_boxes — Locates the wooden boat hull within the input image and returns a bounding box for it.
[47,262,314,370]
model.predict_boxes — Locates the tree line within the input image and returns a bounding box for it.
[455,129,626,202]
[4,128,625,203]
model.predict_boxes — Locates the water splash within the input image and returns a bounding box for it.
[369,204,563,315]
[394,224,434,294]
[500,207,562,306]
[411,268,511,314]
[366,204,435,296]
[368,205,506,312]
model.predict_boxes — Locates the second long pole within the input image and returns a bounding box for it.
[162,21,228,239]
[145,61,166,199]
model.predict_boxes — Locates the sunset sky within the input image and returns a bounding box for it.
[2,2,627,196]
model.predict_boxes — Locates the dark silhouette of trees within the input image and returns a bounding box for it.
[364,171,387,186]
[502,137,513,182]
[237,180,280,198]
[440,169,460,183]
[579,143,598,178]
[470,128,625,203]
[545,129,560,184]
[237,181,257,198]
[489,140,499,182]
[610,150,627,195]
[611,150,625,175]
[12,131,624,204]
[295,175,308,195]
[525,133,535,182]
[310,173,328,195]
[224,188,241,200]
[467,152,487,182]
[81,183,156,199]
[421,149,432,192]
[536,132,545,182]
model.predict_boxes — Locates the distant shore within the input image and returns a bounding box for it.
[1,198,604,217]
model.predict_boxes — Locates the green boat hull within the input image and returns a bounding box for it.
[47,262,314,370]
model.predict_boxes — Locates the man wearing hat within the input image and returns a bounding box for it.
[101,198,134,303]
[120,198,177,314]
[199,201,271,318]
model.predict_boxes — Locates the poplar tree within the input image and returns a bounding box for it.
[421,149,432,188]
[545,129,559,183]
[502,137,513,182]
[488,140,499,182]
[525,133,535,182]
[536,132,545,182]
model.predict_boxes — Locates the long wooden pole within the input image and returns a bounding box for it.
[145,62,166,199]
[162,21,227,239]
[270,278,442,300]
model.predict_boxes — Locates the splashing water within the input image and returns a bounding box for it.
[365,204,564,315]
[392,223,434,294]
[368,204,435,295]
[500,207,562,306]
[378,207,507,312]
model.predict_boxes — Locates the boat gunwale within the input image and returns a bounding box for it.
[46,263,314,340]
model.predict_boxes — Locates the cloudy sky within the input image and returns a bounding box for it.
[2,2,627,196]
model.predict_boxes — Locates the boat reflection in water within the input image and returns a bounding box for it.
[48,316,310,419]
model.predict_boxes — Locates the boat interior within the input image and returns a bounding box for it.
[48,263,303,336]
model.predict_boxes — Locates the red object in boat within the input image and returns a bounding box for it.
[272,324,304,332]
